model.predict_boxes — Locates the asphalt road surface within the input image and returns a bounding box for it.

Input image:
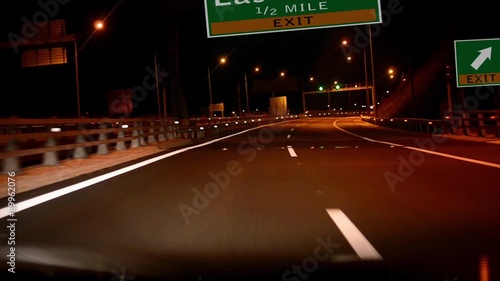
[1,116,499,281]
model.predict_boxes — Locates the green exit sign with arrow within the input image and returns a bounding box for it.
[454,38,500,87]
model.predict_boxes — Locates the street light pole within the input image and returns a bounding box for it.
[206,57,227,117]
[237,83,242,116]
[208,65,213,117]
[154,51,161,118]
[74,40,81,118]
[327,91,331,110]
[163,84,167,118]
[244,72,249,115]
[74,20,104,119]
[364,46,370,114]
[368,26,377,117]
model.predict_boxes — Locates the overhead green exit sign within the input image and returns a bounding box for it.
[454,38,500,87]
[204,0,382,38]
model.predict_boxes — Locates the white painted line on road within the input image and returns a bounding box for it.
[404,146,500,168]
[0,121,296,219]
[333,119,500,169]
[326,208,383,261]
[0,149,193,219]
[287,145,298,157]
[333,120,404,147]
[287,134,291,139]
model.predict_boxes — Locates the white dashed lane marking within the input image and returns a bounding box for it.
[326,208,383,261]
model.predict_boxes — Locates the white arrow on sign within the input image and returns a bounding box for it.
[471,47,492,70]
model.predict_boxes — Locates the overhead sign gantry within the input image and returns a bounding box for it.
[205,0,382,37]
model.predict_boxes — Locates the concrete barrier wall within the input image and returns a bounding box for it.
[0,115,300,173]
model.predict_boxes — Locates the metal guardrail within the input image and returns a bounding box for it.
[0,115,300,173]
[303,110,371,117]
[361,110,500,138]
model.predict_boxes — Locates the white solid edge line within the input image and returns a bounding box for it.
[333,118,500,169]
[326,208,383,261]
[0,121,294,219]
[287,145,298,157]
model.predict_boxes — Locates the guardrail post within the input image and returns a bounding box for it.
[2,142,20,174]
[73,124,88,159]
[97,122,109,155]
[174,121,180,139]
[167,122,174,139]
[448,116,460,135]
[42,126,59,166]
[131,121,140,148]
[478,113,488,137]
[166,120,173,139]
[425,122,430,133]
[2,125,20,173]
[158,119,167,141]
[462,113,472,136]
[147,120,157,144]
[139,121,147,146]
[116,123,127,151]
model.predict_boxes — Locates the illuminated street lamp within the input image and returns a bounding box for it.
[388,67,396,79]
[93,20,104,30]
[75,19,104,118]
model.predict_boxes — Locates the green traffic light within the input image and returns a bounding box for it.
[319,86,324,91]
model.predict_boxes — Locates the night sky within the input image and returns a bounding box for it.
[0,0,498,118]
